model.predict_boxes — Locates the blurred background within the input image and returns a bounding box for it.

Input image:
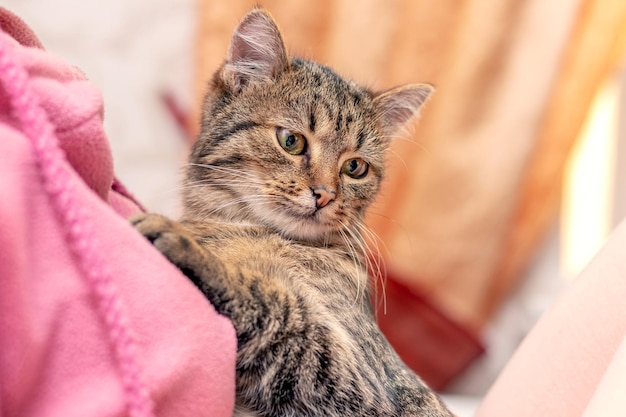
[5,0,626,415]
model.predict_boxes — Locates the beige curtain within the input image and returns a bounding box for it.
[195,0,626,389]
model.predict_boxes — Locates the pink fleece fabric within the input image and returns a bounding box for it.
[476,218,626,416]
[0,9,236,417]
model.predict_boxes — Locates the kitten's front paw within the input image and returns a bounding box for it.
[131,212,182,242]
[130,213,204,273]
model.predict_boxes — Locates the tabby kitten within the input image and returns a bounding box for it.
[133,8,452,417]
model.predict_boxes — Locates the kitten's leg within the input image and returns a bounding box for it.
[131,213,231,309]
[131,213,316,361]
[131,213,452,417]
[131,214,351,415]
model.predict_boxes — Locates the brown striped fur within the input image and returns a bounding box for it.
[133,8,451,417]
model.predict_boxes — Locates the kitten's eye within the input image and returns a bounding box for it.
[277,127,307,155]
[341,158,369,179]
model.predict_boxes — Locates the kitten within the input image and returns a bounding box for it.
[133,8,453,417]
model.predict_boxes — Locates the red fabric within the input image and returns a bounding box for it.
[376,275,484,390]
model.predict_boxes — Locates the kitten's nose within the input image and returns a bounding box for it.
[312,186,336,209]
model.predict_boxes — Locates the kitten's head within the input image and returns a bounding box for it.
[184,8,432,243]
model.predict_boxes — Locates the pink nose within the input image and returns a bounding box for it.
[312,186,336,209]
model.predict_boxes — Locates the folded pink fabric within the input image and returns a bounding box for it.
[476,218,626,416]
[0,8,236,417]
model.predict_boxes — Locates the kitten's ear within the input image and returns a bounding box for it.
[372,84,434,136]
[222,8,289,93]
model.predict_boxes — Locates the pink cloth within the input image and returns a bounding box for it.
[582,336,626,417]
[477,218,626,416]
[0,8,236,417]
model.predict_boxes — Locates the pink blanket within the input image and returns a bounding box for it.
[0,8,236,417]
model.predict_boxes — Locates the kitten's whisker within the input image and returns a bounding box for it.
[342,215,384,301]
[324,231,333,249]
[351,217,388,315]
[377,128,432,157]
[365,210,415,255]
[387,148,410,173]
[202,194,283,219]
[179,180,262,191]
[353,216,390,269]
[337,228,359,304]
[392,136,432,157]
[184,177,264,186]
[338,221,368,309]
[348,223,381,300]
[187,163,261,181]
[351,230,377,313]
[355,227,383,286]
[197,198,281,226]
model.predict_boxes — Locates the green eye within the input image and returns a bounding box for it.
[277,127,307,155]
[341,158,369,179]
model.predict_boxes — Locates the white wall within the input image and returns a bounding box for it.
[4,0,195,215]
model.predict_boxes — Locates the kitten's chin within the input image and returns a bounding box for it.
[272,216,333,242]
[254,206,335,242]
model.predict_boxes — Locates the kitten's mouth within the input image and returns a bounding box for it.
[302,203,336,223]
[247,195,338,241]
[288,206,329,225]
[270,204,337,241]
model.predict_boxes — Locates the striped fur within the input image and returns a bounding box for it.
[134,8,448,417]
